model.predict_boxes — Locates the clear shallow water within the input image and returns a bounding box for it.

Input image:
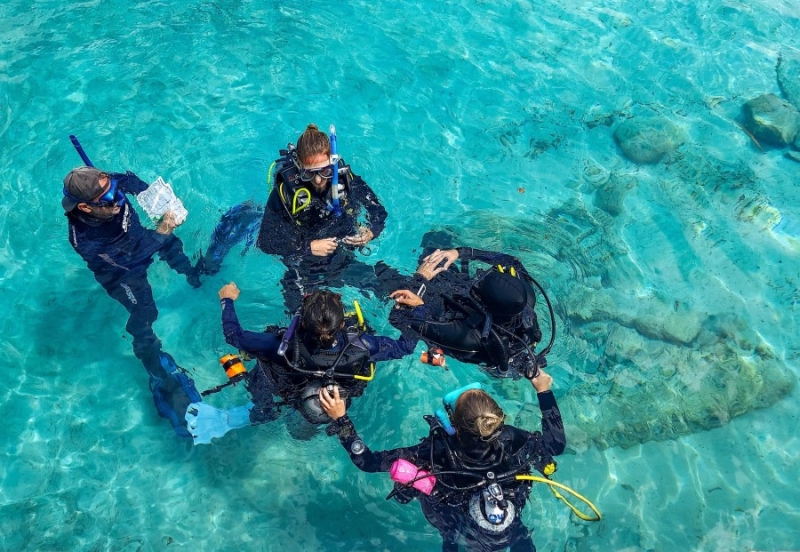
[1,0,799,550]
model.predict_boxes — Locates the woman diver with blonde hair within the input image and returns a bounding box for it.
[320,369,565,551]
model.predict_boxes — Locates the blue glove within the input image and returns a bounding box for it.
[185,402,253,445]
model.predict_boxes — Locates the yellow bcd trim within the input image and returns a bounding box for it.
[291,188,312,215]
[353,362,375,382]
[515,475,602,522]
[353,300,365,329]
[348,300,374,381]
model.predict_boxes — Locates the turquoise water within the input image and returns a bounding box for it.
[2,0,799,550]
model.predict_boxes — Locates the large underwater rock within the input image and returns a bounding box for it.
[613,117,685,164]
[741,93,800,147]
[777,51,800,111]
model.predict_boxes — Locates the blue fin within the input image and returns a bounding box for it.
[198,201,263,275]
[185,402,254,445]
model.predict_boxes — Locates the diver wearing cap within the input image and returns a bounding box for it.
[320,370,565,551]
[62,166,206,437]
[256,124,397,312]
[214,283,416,435]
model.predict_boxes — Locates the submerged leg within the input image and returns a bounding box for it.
[157,233,202,288]
[101,271,199,437]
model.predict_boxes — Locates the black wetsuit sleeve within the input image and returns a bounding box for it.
[327,415,427,472]
[348,175,387,239]
[220,298,282,361]
[113,171,150,195]
[256,189,310,256]
[536,390,566,457]
[359,333,419,362]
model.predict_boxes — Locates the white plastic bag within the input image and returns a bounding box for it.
[137,176,188,225]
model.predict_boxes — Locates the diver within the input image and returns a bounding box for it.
[377,232,554,380]
[62,165,208,437]
[256,123,399,312]
[320,369,566,551]
[195,283,417,442]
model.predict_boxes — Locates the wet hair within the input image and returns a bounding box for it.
[296,124,330,162]
[452,389,505,440]
[301,290,344,348]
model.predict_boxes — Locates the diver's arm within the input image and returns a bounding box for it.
[530,371,566,456]
[536,391,566,456]
[359,332,419,362]
[349,174,388,239]
[321,387,427,472]
[257,194,307,256]
[325,414,425,472]
[220,298,281,359]
[112,171,149,195]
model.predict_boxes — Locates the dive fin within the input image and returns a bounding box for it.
[197,201,263,275]
[185,402,254,445]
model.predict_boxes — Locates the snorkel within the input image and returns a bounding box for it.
[277,313,301,357]
[329,125,342,217]
[69,135,95,167]
[435,382,482,436]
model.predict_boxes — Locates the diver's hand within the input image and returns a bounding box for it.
[423,248,459,270]
[156,210,181,235]
[342,227,373,246]
[415,249,456,280]
[219,282,240,301]
[311,238,338,256]
[390,289,424,307]
[530,369,553,393]
[319,385,346,420]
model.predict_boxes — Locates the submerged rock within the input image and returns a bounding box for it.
[777,51,800,110]
[741,94,800,147]
[613,117,685,164]
[593,174,638,217]
[560,315,796,450]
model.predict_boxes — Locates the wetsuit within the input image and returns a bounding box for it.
[386,245,543,378]
[221,298,417,425]
[65,171,201,436]
[256,156,397,312]
[328,391,566,551]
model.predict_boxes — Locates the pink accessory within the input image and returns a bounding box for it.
[390,458,436,495]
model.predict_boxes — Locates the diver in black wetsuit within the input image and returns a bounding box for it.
[62,166,204,437]
[213,283,417,436]
[380,234,554,380]
[255,124,398,312]
[320,370,565,551]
